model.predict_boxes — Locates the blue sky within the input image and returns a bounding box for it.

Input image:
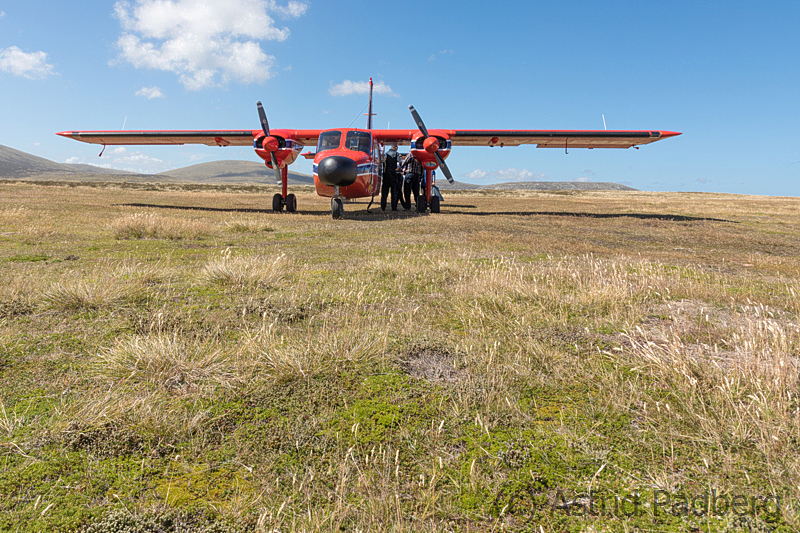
[1,1,798,195]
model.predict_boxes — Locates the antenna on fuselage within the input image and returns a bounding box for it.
[367,78,374,130]
[602,114,607,130]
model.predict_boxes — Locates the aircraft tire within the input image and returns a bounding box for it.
[331,198,343,219]
[272,193,283,212]
[430,196,440,213]
[286,193,297,213]
[416,196,427,213]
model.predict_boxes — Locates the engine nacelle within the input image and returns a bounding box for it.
[253,129,304,168]
[409,129,451,170]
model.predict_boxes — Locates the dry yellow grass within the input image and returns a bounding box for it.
[111,212,213,240]
[2,180,800,532]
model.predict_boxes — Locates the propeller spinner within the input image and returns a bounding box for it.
[408,105,454,184]
[257,101,283,185]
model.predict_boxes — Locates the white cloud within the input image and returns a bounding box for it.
[136,85,164,99]
[0,11,5,19]
[329,80,398,97]
[112,0,307,90]
[464,169,487,179]
[0,46,56,79]
[65,149,168,174]
[569,177,591,183]
[268,0,308,18]
[462,168,548,182]
[428,55,435,62]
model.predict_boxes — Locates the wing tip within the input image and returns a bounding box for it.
[660,131,682,138]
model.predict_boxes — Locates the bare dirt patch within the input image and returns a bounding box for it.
[401,346,468,383]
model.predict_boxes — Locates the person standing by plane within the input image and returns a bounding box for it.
[400,153,423,210]
[381,143,400,211]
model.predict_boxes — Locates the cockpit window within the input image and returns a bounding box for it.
[345,131,372,154]
[317,131,341,153]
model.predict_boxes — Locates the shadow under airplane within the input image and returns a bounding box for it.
[115,203,734,223]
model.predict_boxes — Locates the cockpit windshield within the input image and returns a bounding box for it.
[317,131,341,153]
[345,131,372,154]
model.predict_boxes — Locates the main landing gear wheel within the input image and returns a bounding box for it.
[416,196,427,213]
[272,193,283,212]
[285,193,297,213]
[331,198,344,219]
[430,195,440,213]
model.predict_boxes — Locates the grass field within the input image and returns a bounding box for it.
[1,180,800,532]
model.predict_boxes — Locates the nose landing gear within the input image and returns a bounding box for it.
[331,198,344,219]
[331,186,344,219]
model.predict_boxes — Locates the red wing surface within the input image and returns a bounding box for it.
[372,129,679,148]
[56,130,325,147]
[57,130,256,146]
[58,129,679,150]
[448,130,680,148]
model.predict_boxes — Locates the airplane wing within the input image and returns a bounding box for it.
[56,129,326,147]
[373,129,680,148]
[448,130,680,148]
[58,129,679,149]
[57,130,257,147]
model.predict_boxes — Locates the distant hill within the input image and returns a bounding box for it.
[0,144,92,177]
[455,181,637,191]
[0,144,158,182]
[434,179,636,191]
[65,163,134,175]
[1,145,636,190]
[158,160,314,185]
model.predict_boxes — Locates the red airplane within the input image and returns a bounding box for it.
[57,79,680,219]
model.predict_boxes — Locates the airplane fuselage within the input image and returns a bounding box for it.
[254,128,383,200]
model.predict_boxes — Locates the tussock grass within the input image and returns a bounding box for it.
[63,334,240,443]
[94,334,240,395]
[42,277,146,310]
[112,212,212,240]
[63,386,213,446]
[109,259,177,286]
[607,305,800,488]
[199,251,288,288]
[246,315,389,383]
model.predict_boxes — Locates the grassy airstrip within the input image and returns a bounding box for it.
[1,180,800,532]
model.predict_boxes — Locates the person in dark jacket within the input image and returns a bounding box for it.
[381,143,400,211]
[400,153,423,210]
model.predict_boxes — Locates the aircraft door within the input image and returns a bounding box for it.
[368,140,381,195]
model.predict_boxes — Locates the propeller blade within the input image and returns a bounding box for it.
[434,152,454,184]
[408,105,429,138]
[269,153,282,184]
[257,101,281,184]
[257,101,270,136]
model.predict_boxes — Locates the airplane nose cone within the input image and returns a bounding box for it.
[317,156,357,187]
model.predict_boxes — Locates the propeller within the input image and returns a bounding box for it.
[408,105,454,184]
[257,101,283,185]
